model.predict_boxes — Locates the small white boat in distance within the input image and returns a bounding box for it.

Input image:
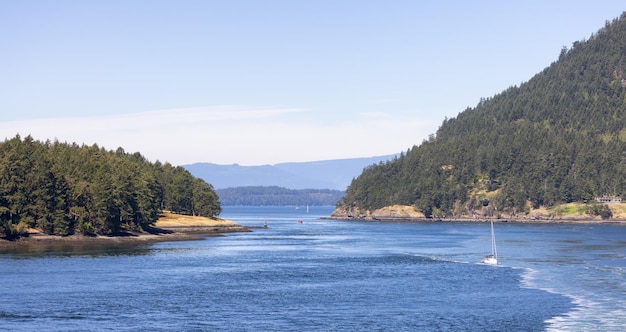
[482,220,498,265]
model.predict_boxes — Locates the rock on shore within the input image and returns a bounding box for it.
[331,205,425,221]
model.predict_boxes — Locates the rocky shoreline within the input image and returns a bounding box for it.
[328,204,626,225]
[324,215,626,225]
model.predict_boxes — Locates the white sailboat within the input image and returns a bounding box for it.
[481,220,498,265]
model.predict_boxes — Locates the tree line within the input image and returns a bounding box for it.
[0,135,221,237]
[217,186,344,206]
[339,12,626,218]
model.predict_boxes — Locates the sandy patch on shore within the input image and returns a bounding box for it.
[155,212,239,227]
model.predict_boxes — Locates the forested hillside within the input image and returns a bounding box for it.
[339,13,626,218]
[217,186,344,206]
[0,135,220,237]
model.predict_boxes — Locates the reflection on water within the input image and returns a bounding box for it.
[1,241,152,258]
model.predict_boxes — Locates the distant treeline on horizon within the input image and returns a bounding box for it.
[216,186,344,206]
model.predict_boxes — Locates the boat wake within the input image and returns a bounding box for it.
[520,267,626,331]
[401,251,503,266]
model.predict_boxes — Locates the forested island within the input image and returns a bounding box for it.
[336,13,626,221]
[0,135,222,238]
[217,186,344,206]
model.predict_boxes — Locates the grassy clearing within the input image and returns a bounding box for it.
[609,204,626,219]
[371,205,425,218]
[548,203,584,217]
[543,202,626,219]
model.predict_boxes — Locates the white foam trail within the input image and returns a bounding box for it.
[519,267,538,289]
[519,267,626,331]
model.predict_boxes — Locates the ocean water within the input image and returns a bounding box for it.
[0,206,624,331]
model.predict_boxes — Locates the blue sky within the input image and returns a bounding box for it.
[1,1,624,165]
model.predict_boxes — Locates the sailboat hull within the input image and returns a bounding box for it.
[482,255,498,265]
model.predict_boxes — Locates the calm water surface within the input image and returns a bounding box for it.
[1,206,625,331]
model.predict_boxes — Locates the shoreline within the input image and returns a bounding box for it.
[0,214,251,252]
[5,211,625,253]
[328,204,626,225]
[323,215,626,225]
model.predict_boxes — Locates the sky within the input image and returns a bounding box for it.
[1,1,624,166]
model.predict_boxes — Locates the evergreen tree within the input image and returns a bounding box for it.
[0,136,221,237]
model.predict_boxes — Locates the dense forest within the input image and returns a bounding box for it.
[0,135,221,237]
[339,13,626,218]
[217,186,344,206]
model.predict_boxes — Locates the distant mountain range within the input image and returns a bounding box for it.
[183,155,397,190]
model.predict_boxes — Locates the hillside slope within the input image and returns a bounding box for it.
[338,12,626,219]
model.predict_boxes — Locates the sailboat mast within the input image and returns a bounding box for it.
[491,221,498,259]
